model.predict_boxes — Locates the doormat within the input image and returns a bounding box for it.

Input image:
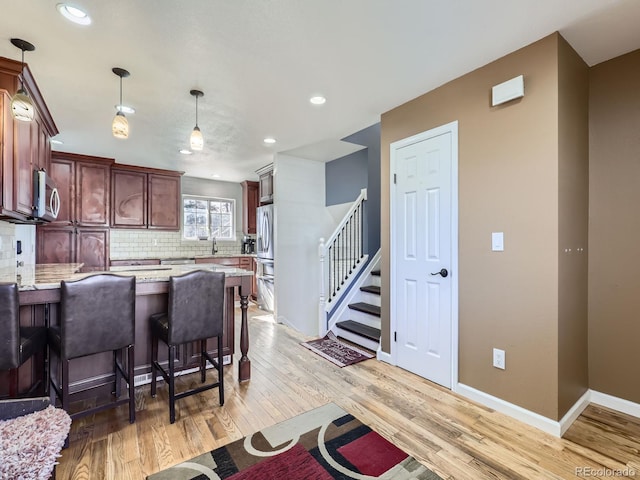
[147,402,441,479]
[301,331,374,367]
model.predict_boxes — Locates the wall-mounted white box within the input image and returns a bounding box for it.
[492,75,524,106]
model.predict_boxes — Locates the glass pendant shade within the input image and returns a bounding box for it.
[112,111,129,139]
[9,38,36,122]
[190,126,203,151]
[11,89,35,122]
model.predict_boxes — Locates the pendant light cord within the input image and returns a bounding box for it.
[119,75,123,107]
[19,48,25,90]
[195,94,199,127]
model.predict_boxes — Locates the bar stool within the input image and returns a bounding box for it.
[0,283,48,398]
[150,270,225,423]
[49,274,136,423]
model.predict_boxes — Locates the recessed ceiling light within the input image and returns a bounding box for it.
[263,137,276,144]
[310,96,326,105]
[115,104,135,114]
[179,149,192,155]
[211,174,221,178]
[56,4,91,25]
[51,139,64,145]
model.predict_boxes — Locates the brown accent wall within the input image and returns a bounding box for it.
[557,37,590,417]
[381,34,568,419]
[589,49,640,402]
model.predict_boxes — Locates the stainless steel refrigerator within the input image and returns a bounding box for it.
[256,204,274,312]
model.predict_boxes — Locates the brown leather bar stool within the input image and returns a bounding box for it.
[49,274,136,423]
[150,270,225,423]
[0,282,48,398]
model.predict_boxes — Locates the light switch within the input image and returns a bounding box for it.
[492,232,504,251]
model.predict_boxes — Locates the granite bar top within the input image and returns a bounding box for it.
[1,263,253,292]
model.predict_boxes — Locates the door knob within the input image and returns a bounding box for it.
[430,268,448,278]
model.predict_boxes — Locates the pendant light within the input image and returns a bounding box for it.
[9,38,36,122]
[190,89,204,151]
[112,67,130,139]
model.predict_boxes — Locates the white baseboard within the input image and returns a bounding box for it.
[376,348,394,365]
[457,383,587,437]
[590,390,640,418]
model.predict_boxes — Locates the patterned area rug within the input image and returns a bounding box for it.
[147,403,441,479]
[301,332,374,367]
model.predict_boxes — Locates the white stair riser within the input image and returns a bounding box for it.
[370,275,381,287]
[334,327,380,351]
[345,310,381,329]
[359,291,381,307]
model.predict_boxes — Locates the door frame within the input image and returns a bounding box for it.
[389,120,459,389]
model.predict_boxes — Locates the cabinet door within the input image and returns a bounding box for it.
[49,157,74,226]
[258,170,273,205]
[111,169,147,228]
[36,227,75,264]
[0,92,15,212]
[14,120,34,216]
[241,181,259,235]
[76,161,110,226]
[148,174,180,230]
[76,228,109,272]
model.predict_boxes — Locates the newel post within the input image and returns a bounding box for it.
[318,237,327,336]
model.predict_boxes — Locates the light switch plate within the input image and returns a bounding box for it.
[492,232,504,251]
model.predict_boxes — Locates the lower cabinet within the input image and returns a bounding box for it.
[37,227,110,272]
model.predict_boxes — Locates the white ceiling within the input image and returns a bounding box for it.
[1,0,639,183]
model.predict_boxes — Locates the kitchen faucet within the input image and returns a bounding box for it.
[212,237,218,255]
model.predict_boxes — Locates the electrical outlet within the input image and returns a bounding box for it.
[153,238,158,246]
[493,348,505,370]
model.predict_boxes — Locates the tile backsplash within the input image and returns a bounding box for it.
[0,220,16,269]
[110,229,244,259]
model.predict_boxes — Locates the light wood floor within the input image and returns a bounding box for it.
[57,306,640,479]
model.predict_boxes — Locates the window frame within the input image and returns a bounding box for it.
[182,194,236,242]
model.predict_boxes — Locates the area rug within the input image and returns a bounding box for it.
[147,402,441,479]
[0,404,72,480]
[301,331,374,367]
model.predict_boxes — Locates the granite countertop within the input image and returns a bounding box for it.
[194,254,257,259]
[2,263,253,291]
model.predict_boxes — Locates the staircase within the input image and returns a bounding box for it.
[332,266,381,351]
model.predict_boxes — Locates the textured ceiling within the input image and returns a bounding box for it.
[1,0,639,183]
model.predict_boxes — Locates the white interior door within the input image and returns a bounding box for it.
[392,124,456,388]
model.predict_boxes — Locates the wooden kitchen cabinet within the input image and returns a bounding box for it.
[149,173,180,230]
[0,57,58,222]
[38,152,113,271]
[48,152,113,227]
[257,164,274,205]
[111,167,147,228]
[241,180,259,234]
[111,166,182,231]
[37,226,110,272]
[0,91,15,216]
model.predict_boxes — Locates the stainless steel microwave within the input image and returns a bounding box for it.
[33,169,60,222]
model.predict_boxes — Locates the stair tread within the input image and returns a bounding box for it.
[336,320,381,341]
[371,269,381,276]
[360,285,380,295]
[348,302,381,317]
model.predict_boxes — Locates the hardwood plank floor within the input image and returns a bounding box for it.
[56,306,640,479]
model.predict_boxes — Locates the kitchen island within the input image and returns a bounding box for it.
[3,263,253,398]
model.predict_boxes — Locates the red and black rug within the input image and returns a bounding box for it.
[147,403,441,479]
[301,332,374,367]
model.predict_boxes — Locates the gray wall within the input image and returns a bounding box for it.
[325,150,368,205]
[341,123,381,255]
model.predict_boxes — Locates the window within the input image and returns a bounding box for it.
[182,196,235,241]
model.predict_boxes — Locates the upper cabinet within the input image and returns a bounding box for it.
[111,167,147,228]
[256,163,274,205]
[0,57,58,222]
[148,173,181,230]
[241,180,258,234]
[111,164,182,231]
[49,152,113,227]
